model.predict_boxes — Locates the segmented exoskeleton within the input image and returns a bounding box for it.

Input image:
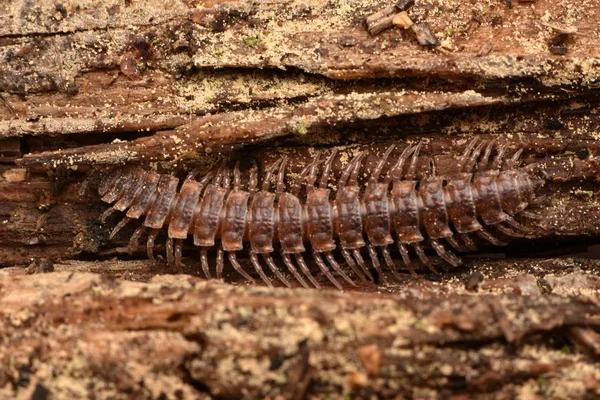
[96,139,544,289]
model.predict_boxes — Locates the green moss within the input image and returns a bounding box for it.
[243,35,263,48]
[574,189,594,199]
[414,319,428,330]
[183,151,200,160]
[296,123,308,136]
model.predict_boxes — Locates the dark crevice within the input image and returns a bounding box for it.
[21,130,156,156]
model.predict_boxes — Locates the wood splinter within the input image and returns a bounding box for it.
[366,1,438,48]
[365,0,415,35]
[411,22,438,47]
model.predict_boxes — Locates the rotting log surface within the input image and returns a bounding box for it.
[1,0,600,398]
[1,262,600,399]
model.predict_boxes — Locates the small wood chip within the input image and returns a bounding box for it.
[549,45,568,55]
[348,372,369,389]
[411,23,438,47]
[395,0,415,11]
[27,259,55,274]
[464,271,485,291]
[543,22,578,34]
[550,33,569,46]
[357,344,381,376]
[393,11,413,29]
[366,0,415,34]
[367,15,395,35]
[570,326,600,355]
[365,5,396,26]
[477,42,493,57]
[2,168,28,183]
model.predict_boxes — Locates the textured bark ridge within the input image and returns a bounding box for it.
[1,0,600,398]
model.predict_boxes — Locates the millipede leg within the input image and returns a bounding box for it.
[216,247,224,279]
[348,153,366,186]
[262,158,285,191]
[147,229,159,263]
[476,228,507,246]
[478,140,496,170]
[388,144,416,182]
[466,140,487,172]
[264,254,291,288]
[313,250,343,290]
[100,207,117,224]
[505,216,535,233]
[276,158,288,195]
[430,239,461,267]
[248,169,258,195]
[445,235,469,252]
[294,253,321,289]
[306,152,322,188]
[351,249,374,281]
[367,244,388,283]
[397,243,417,276]
[109,217,131,240]
[281,253,310,289]
[200,248,211,279]
[166,237,175,268]
[381,245,403,281]
[530,194,547,205]
[412,243,439,274]
[213,160,227,186]
[406,141,423,180]
[174,239,184,273]
[221,167,231,189]
[185,167,215,183]
[495,223,536,239]
[341,247,367,281]
[250,252,273,287]
[457,138,479,172]
[232,161,241,191]
[325,251,356,287]
[372,145,395,182]
[460,233,478,251]
[506,148,523,169]
[319,150,338,189]
[128,225,146,254]
[228,252,255,284]
[519,210,544,220]
[340,152,366,189]
[291,163,313,197]
[490,144,507,170]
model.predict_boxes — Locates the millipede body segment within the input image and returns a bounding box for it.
[96,139,544,290]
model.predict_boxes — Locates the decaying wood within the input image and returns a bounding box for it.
[1,261,600,399]
[0,0,598,166]
[2,0,600,398]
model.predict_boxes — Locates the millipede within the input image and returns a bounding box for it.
[94,138,545,290]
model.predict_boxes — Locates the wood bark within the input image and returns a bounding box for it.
[1,0,600,398]
[1,262,600,399]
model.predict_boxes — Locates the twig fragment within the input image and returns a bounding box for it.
[0,94,15,115]
[365,0,415,34]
